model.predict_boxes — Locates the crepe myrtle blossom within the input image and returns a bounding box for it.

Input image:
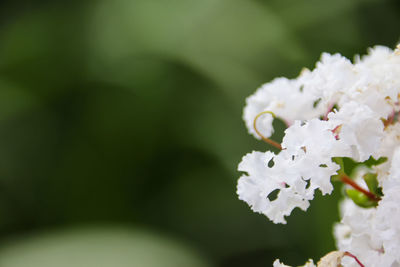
[237,45,400,266]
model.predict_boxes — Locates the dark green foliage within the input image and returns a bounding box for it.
[0,0,398,266]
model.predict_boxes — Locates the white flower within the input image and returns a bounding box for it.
[281,119,342,195]
[298,53,357,107]
[237,150,312,224]
[273,259,291,267]
[333,148,400,266]
[355,46,400,103]
[243,77,325,139]
[327,101,384,162]
[238,44,400,266]
[273,259,315,267]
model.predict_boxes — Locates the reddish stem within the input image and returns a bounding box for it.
[341,175,381,201]
[344,251,365,267]
[253,112,282,150]
[258,136,282,150]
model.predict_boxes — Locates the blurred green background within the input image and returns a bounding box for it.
[0,0,398,266]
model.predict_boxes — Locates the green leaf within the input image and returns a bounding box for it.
[363,173,383,196]
[0,226,211,267]
[346,189,377,208]
[331,156,387,181]
[363,156,388,168]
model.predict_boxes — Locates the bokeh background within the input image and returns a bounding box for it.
[0,0,398,266]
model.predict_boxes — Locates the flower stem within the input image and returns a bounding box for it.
[344,251,365,267]
[340,175,381,201]
[253,111,282,150]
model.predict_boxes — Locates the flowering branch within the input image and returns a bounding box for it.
[239,44,400,266]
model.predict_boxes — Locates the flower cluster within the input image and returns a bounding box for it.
[237,45,400,266]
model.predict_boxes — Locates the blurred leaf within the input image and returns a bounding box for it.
[0,226,211,267]
[0,5,89,97]
[0,79,38,121]
[88,0,308,105]
[267,0,377,30]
